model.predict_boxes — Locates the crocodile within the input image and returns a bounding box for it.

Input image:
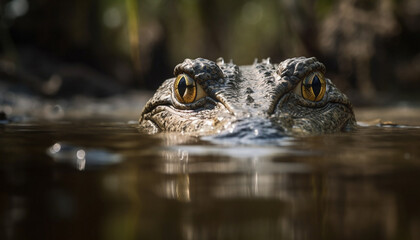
[139,57,356,138]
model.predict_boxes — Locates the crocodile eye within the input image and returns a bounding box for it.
[294,72,326,102]
[174,74,206,104]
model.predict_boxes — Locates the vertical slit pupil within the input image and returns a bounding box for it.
[178,77,187,97]
[312,75,321,97]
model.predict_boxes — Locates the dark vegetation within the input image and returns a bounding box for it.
[0,0,419,103]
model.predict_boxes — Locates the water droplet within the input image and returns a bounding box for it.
[50,143,61,154]
[76,150,86,160]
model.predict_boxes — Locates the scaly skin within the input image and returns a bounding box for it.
[139,57,356,137]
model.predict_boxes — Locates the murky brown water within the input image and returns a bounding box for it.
[1,107,420,240]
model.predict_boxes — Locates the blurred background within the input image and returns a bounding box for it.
[1,0,420,106]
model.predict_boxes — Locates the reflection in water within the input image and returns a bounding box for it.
[155,145,315,239]
[159,145,311,201]
[161,148,191,202]
[47,142,122,170]
[76,149,86,170]
[1,122,420,239]
[151,126,420,239]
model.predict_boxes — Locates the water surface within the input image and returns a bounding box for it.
[1,110,420,240]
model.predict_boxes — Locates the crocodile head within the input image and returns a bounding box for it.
[139,57,356,138]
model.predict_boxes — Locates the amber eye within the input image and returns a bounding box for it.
[174,74,206,104]
[300,72,326,102]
